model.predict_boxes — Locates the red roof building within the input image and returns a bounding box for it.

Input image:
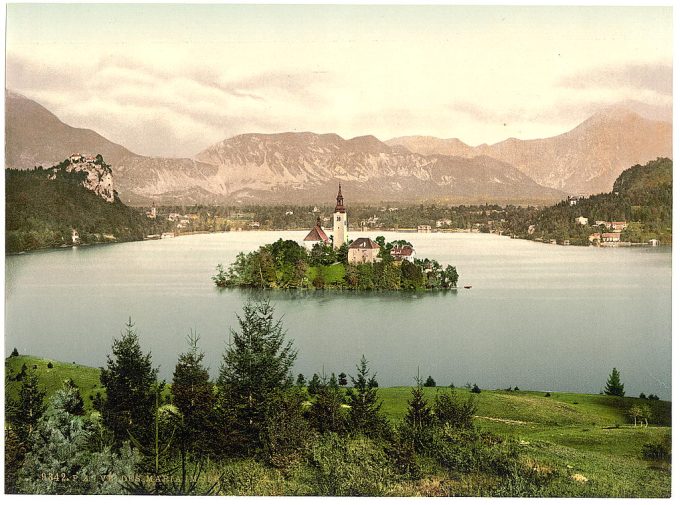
[303,216,329,249]
[390,245,415,261]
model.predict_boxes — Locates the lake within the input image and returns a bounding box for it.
[4,231,672,399]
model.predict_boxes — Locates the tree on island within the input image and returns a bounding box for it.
[216,299,297,453]
[604,367,625,397]
[99,319,159,447]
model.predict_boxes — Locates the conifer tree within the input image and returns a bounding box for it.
[346,355,389,438]
[604,367,625,397]
[404,374,433,430]
[172,331,216,455]
[308,373,322,395]
[309,374,347,434]
[8,369,46,444]
[99,319,159,446]
[18,383,138,494]
[217,299,297,453]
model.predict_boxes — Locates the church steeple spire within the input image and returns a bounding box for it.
[334,183,346,213]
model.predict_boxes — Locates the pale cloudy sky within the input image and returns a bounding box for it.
[5,4,673,158]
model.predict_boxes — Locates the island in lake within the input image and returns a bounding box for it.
[214,184,459,290]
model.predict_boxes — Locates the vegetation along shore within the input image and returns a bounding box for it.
[5,300,671,497]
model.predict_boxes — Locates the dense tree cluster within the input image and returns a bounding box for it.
[500,158,672,245]
[6,161,163,253]
[213,238,458,291]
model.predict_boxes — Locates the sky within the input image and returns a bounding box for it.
[5,4,673,158]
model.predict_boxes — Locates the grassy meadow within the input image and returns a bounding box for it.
[5,355,671,497]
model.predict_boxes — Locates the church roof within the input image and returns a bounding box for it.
[348,237,380,250]
[304,218,329,243]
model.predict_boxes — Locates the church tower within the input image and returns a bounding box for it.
[333,183,348,249]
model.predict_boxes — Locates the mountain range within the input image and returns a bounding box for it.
[5,90,672,205]
[387,107,672,195]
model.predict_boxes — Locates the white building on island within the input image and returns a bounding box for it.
[333,183,348,249]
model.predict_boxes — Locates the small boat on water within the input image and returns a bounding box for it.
[464,285,472,289]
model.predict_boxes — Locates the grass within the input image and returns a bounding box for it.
[5,355,672,497]
[306,263,346,285]
[379,386,671,497]
[6,355,104,410]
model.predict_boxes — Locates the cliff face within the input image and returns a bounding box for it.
[62,155,115,203]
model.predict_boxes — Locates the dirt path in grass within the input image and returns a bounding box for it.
[475,416,534,425]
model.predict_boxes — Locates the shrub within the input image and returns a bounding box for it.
[424,376,436,387]
[306,433,395,496]
[10,347,19,357]
[261,391,313,468]
[471,384,481,394]
[219,459,287,496]
[47,362,53,369]
[642,434,671,462]
[433,387,476,430]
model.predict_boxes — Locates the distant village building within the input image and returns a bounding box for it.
[161,232,175,239]
[567,194,585,206]
[575,216,588,226]
[595,220,628,231]
[436,218,452,228]
[70,153,84,163]
[527,225,536,235]
[609,222,628,232]
[601,232,621,243]
[303,216,330,250]
[417,225,432,233]
[589,233,601,243]
[71,229,80,245]
[649,239,659,246]
[390,245,415,262]
[146,202,157,219]
[333,183,348,249]
[348,237,380,264]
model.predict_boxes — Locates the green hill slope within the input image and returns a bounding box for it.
[6,164,157,253]
[503,158,672,245]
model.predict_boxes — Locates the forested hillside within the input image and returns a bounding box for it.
[6,165,156,253]
[502,158,672,245]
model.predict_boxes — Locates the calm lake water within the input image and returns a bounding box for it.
[4,231,672,398]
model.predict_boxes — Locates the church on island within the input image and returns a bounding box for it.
[302,183,393,265]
